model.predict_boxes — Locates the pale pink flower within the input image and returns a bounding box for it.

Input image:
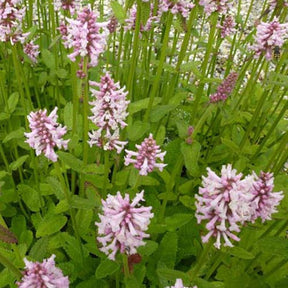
[166,278,198,288]
[124,134,167,176]
[195,164,254,249]
[0,0,26,43]
[59,6,108,74]
[125,4,158,33]
[88,73,129,153]
[218,15,236,38]
[209,72,238,103]
[53,0,81,14]
[250,17,288,60]
[250,171,284,222]
[23,39,40,63]
[24,107,69,162]
[96,191,154,260]
[158,0,195,18]
[199,0,232,16]
[17,255,69,288]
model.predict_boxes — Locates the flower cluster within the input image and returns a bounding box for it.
[166,279,197,288]
[125,133,167,176]
[53,0,81,14]
[24,107,69,162]
[59,6,107,75]
[250,17,288,60]
[199,0,232,16]
[17,255,69,288]
[209,72,238,103]
[195,164,283,249]
[218,15,236,38]
[0,0,26,43]
[23,39,40,64]
[125,3,157,34]
[96,191,154,260]
[158,0,195,18]
[88,73,129,153]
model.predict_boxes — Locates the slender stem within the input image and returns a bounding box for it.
[122,253,130,279]
[144,12,173,122]
[188,240,214,280]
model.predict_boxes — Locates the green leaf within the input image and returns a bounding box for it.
[127,120,150,141]
[179,195,195,210]
[165,213,193,231]
[150,105,175,122]
[3,127,25,143]
[95,259,120,279]
[224,246,255,260]
[76,209,93,235]
[129,97,161,115]
[111,1,126,24]
[58,151,84,173]
[36,215,67,237]
[221,137,240,154]
[157,268,190,283]
[257,237,288,258]
[56,68,68,79]
[71,195,97,209]
[9,155,29,171]
[158,232,178,268]
[29,237,49,261]
[0,112,9,121]
[138,240,158,256]
[141,0,150,26]
[42,49,55,69]
[17,184,41,212]
[181,141,201,176]
[5,92,19,114]
[180,62,202,77]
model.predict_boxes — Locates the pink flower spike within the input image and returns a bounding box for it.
[250,171,284,223]
[24,107,69,162]
[195,164,254,249]
[96,191,154,260]
[88,73,129,153]
[199,0,232,16]
[17,254,69,288]
[250,17,288,60]
[124,134,167,176]
[209,72,238,103]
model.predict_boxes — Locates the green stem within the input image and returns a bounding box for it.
[122,253,130,279]
[144,12,173,122]
[188,240,214,280]
[103,151,111,198]
[54,161,84,262]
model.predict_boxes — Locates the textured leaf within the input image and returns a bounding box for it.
[158,232,178,268]
[42,49,55,69]
[36,215,67,237]
[165,213,193,231]
[181,141,201,176]
[95,259,120,279]
[150,105,175,122]
[5,92,19,114]
[17,184,41,212]
[127,120,150,141]
[3,127,25,143]
[58,151,84,173]
[9,155,29,171]
[111,1,126,24]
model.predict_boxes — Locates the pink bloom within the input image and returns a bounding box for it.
[96,191,154,260]
[195,164,254,249]
[158,0,195,18]
[24,107,69,162]
[17,255,69,288]
[60,6,108,72]
[0,0,26,43]
[199,0,232,16]
[53,0,81,14]
[218,15,236,38]
[88,73,129,153]
[209,72,238,103]
[250,17,288,60]
[23,39,40,63]
[107,15,118,34]
[125,4,158,33]
[166,278,198,288]
[124,133,167,176]
[250,171,283,222]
